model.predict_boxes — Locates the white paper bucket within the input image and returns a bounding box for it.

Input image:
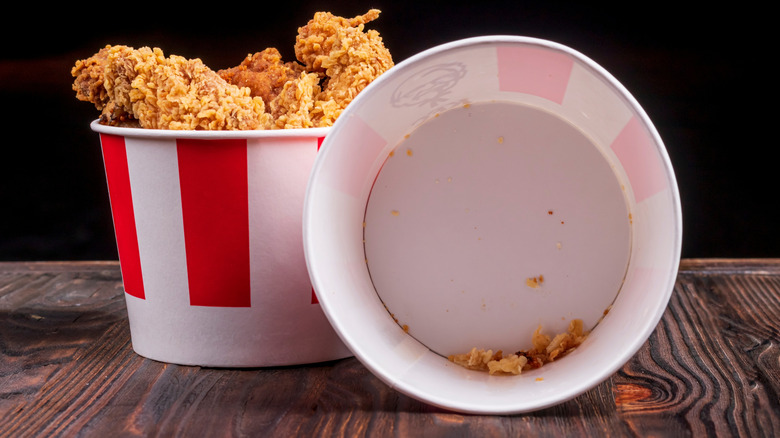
[303,36,682,413]
[92,121,351,367]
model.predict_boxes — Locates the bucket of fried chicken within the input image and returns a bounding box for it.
[70,10,392,366]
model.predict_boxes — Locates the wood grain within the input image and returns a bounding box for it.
[1,260,778,437]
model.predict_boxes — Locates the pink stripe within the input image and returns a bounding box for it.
[496,45,574,104]
[321,117,386,198]
[611,117,667,203]
[177,139,251,307]
[100,134,145,299]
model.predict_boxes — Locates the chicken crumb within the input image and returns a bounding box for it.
[526,275,544,288]
[448,319,588,375]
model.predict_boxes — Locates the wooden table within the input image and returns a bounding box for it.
[1,260,778,437]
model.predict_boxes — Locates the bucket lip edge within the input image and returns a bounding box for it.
[90,119,330,139]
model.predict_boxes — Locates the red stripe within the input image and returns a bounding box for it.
[100,134,145,299]
[177,139,251,307]
[312,136,325,304]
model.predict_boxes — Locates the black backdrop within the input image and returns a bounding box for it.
[0,1,774,261]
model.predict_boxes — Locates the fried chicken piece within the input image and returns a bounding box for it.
[72,10,393,130]
[72,47,111,112]
[72,45,271,130]
[72,46,138,127]
[268,71,321,129]
[218,48,305,107]
[294,9,394,127]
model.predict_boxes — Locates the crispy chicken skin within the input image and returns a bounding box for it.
[218,9,394,129]
[71,9,392,130]
[72,46,111,112]
[71,46,137,127]
[294,9,394,126]
[72,45,269,130]
[268,71,321,129]
[217,48,305,108]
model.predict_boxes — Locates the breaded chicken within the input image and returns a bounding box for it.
[294,9,394,126]
[72,46,111,112]
[217,48,305,108]
[268,71,321,129]
[72,45,270,130]
[72,9,393,130]
[72,46,136,127]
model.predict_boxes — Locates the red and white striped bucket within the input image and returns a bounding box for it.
[92,121,351,367]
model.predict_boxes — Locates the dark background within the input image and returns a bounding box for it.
[0,1,774,261]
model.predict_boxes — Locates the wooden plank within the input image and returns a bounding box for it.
[0,261,120,273]
[0,260,778,436]
[614,263,780,436]
[679,258,780,274]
